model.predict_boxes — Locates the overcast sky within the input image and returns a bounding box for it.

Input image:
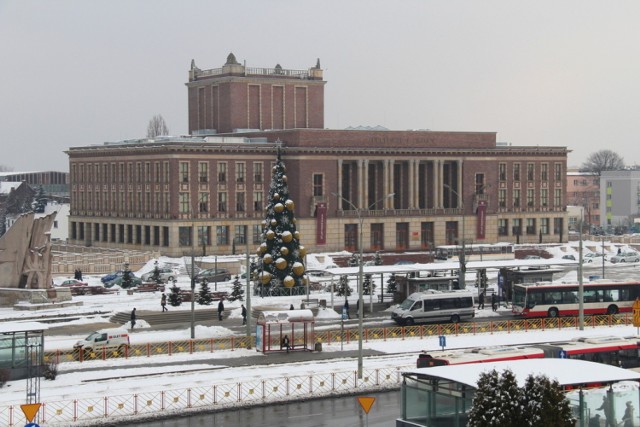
[1,0,639,172]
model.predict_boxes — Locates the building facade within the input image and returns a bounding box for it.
[600,170,640,233]
[566,170,600,232]
[66,55,569,256]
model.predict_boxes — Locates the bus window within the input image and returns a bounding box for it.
[546,291,562,304]
[411,301,423,312]
[562,291,579,304]
[441,298,455,310]
[620,288,630,301]
[583,290,598,303]
[603,289,618,302]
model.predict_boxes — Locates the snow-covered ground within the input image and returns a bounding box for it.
[3,242,640,419]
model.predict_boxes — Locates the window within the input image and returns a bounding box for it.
[163,192,170,213]
[218,162,227,183]
[498,189,506,207]
[498,219,508,236]
[512,218,522,235]
[527,163,535,180]
[179,193,190,213]
[475,173,485,194]
[178,226,192,247]
[445,221,458,246]
[514,163,520,181]
[145,162,150,182]
[236,162,245,183]
[541,163,548,181]
[216,225,229,245]
[234,225,247,244]
[198,162,208,183]
[199,192,209,213]
[218,192,227,212]
[541,218,549,234]
[499,163,506,181]
[253,224,262,244]
[541,189,548,207]
[554,189,562,207]
[180,162,189,183]
[420,222,434,250]
[527,189,535,207]
[554,163,562,181]
[197,226,210,246]
[526,218,536,235]
[513,189,521,207]
[163,161,169,183]
[154,162,160,183]
[254,191,263,211]
[253,162,263,183]
[236,192,245,212]
[313,174,324,197]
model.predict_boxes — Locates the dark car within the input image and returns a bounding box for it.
[101,270,124,284]
[194,268,231,283]
[105,274,142,288]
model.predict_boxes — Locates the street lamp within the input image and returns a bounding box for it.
[332,191,394,379]
[443,184,467,289]
[578,206,585,330]
[234,232,252,345]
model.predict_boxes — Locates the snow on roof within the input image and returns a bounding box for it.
[0,321,48,333]
[257,309,314,324]
[0,181,23,194]
[406,358,640,388]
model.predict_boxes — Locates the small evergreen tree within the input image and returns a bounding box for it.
[522,374,575,427]
[197,278,213,305]
[363,274,375,295]
[150,260,161,284]
[374,251,383,266]
[386,273,397,293]
[168,284,182,306]
[33,185,47,213]
[228,276,244,302]
[336,275,352,297]
[121,264,134,289]
[347,253,359,267]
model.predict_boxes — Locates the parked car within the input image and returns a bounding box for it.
[194,268,231,283]
[561,254,576,261]
[58,279,88,287]
[583,253,607,263]
[141,267,178,283]
[104,274,142,288]
[610,251,640,264]
[101,270,124,284]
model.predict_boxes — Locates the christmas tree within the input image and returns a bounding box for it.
[228,276,244,302]
[121,264,134,289]
[197,278,213,305]
[363,274,375,295]
[374,251,383,266]
[386,273,397,293]
[168,284,182,306]
[336,275,352,297]
[150,260,162,284]
[255,146,307,295]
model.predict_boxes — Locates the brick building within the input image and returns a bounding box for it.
[566,169,600,232]
[66,54,569,256]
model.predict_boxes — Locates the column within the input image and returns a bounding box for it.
[383,159,390,206]
[408,159,414,209]
[357,159,364,209]
[458,159,464,210]
[337,159,343,207]
[387,159,395,209]
[363,159,369,208]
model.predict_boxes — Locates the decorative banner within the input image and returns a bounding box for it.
[476,200,487,240]
[316,202,327,245]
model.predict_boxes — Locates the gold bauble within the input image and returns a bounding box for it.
[270,219,277,226]
[299,245,307,257]
[273,193,280,201]
[282,175,287,182]
[260,271,271,284]
[280,246,289,256]
[285,199,294,211]
[292,218,297,224]
[293,231,300,240]
[261,220,267,227]
[283,275,295,288]
[263,254,273,264]
[292,262,304,276]
[282,231,293,243]
[274,203,284,213]
[266,230,275,240]
[275,257,287,270]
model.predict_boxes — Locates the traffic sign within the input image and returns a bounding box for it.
[25,423,40,427]
[439,335,446,350]
[357,396,376,414]
[20,403,41,423]
[633,298,640,327]
[559,350,567,359]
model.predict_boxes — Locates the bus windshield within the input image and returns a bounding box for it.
[398,297,416,310]
[513,286,527,308]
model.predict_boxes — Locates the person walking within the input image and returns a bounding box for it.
[597,395,615,427]
[478,291,485,310]
[161,293,167,312]
[289,304,295,310]
[491,292,497,312]
[623,401,635,427]
[130,307,136,329]
[218,298,224,321]
[241,304,247,325]
[282,335,290,353]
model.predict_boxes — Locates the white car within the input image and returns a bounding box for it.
[583,253,607,263]
[141,267,178,283]
[609,252,640,264]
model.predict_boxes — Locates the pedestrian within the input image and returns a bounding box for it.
[344,299,350,319]
[491,292,497,312]
[282,334,290,353]
[290,304,294,310]
[478,291,485,310]
[161,293,167,312]
[618,247,622,255]
[130,307,136,329]
[77,269,83,281]
[74,269,79,280]
[597,395,615,427]
[623,401,634,427]
[241,304,247,325]
[218,298,224,321]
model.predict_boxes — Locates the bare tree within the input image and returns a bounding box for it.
[580,149,625,175]
[146,114,169,138]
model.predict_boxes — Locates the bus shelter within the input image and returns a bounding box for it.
[396,358,640,427]
[0,321,47,380]
[256,309,315,353]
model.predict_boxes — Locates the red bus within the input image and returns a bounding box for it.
[511,280,640,318]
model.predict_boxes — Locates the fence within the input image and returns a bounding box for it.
[0,365,404,426]
[43,313,632,365]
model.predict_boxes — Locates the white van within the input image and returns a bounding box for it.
[391,290,475,325]
[73,328,130,358]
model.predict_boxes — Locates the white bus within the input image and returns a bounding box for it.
[391,290,475,325]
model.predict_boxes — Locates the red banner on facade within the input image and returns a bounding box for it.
[476,200,487,240]
[316,202,327,245]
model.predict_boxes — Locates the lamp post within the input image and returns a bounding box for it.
[443,184,467,289]
[578,207,585,330]
[235,232,252,344]
[332,192,394,379]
